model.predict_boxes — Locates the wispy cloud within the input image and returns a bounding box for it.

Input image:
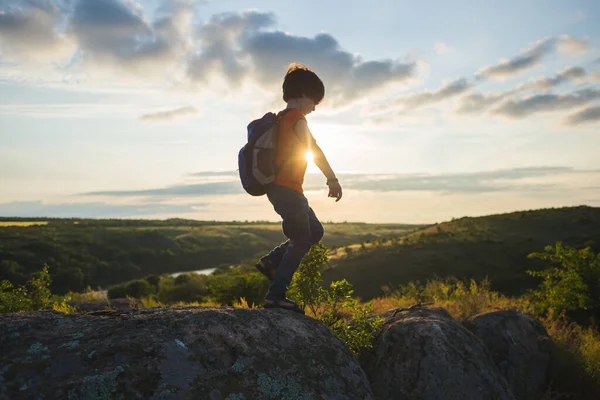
[81,167,593,197]
[371,78,472,115]
[457,66,589,115]
[398,78,471,111]
[139,106,198,122]
[494,88,600,119]
[0,201,207,218]
[528,66,587,91]
[85,181,243,197]
[563,106,600,126]
[456,89,521,115]
[475,36,589,80]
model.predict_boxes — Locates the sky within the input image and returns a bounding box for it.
[1,0,600,224]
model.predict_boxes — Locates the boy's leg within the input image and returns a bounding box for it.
[259,240,289,269]
[255,241,289,280]
[260,206,321,275]
[308,207,324,244]
[265,187,313,300]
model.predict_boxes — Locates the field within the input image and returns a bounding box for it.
[0,221,48,227]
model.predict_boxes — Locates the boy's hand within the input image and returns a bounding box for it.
[327,179,343,202]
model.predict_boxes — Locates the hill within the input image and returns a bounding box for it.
[0,218,422,294]
[322,206,600,300]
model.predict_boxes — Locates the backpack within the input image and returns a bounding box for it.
[238,110,290,196]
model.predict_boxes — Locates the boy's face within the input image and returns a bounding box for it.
[299,94,316,116]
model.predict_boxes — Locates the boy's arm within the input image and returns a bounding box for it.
[294,119,343,201]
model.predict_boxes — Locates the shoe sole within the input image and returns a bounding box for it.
[264,302,305,315]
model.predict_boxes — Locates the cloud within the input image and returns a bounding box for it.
[476,36,588,80]
[556,35,589,55]
[529,66,586,91]
[188,11,418,105]
[457,66,588,114]
[81,166,587,197]
[434,42,452,55]
[190,171,237,177]
[1,5,419,104]
[69,0,193,75]
[591,72,600,82]
[0,0,73,62]
[84,181,243,197]
[0,201,207,218]
[494,88,600,119]
[371,78,472,115]
[456,88,522,114]
[139,106,198,122]
[563,106,600,126]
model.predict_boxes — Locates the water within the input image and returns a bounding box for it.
[170,268,216,278]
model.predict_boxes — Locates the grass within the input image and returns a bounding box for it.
[0,221,48,227]
[370,278,600,399]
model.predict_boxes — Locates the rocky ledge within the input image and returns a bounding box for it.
[0,307,553,400]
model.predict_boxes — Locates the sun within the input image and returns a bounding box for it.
[305,150,314,162]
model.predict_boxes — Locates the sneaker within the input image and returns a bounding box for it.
[264,298,305,314]
[254,260,276,281]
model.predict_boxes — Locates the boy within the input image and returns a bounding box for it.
[255,64,342,313]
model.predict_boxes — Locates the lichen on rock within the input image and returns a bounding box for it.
[0,307,373,399]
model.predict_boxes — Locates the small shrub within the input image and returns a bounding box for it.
[107,284,127,299]
[289,244,383,355]
[0,265,54,313]
[174,273,192,285]
[124,279,155,298]
[0,280,32,313]
[527,242,600,322]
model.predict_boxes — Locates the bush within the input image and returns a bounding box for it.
[145,274,161,291]
[107,284,127,299]
[289,243,384,355]
[379,277,526,321]
[527,242,600,322]
[0,265,53,313]
[124,279,155,298]
[174,274,192,285]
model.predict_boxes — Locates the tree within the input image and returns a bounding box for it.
[527,242,600,322]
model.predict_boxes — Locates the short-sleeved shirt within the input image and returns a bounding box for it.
[274,109,310,194]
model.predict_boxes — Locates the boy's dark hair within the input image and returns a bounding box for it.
[282,63,325,104]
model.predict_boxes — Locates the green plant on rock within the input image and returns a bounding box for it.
[0,265,53,313]
[289,243,383,356]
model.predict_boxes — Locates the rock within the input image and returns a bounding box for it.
[360,307,516,400]
[0,307,373,400]
[463,310,553,400]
